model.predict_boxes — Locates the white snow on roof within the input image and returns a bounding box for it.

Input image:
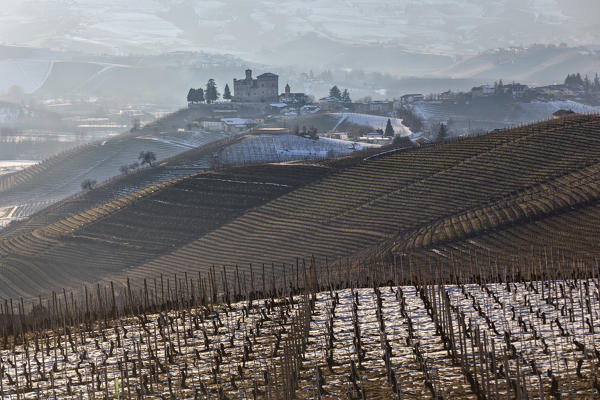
[220,118,257,126]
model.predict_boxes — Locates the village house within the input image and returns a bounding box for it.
[399,94,425,105]
[200,118,258,132]
[200,119,227,132]
[221,118,258,132]
[503,83,529,98]
[318,96,345,111]
[354,101,394,114]
[233,69,279,103]
[439,90,458,101]
[471,85,495,97]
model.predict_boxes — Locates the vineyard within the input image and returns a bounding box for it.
[3,115,600,300]
[0,163,331,300]
[0,128,233,228]
[0,257,599,399]
[1,115,600,398]
[113,114,600,284]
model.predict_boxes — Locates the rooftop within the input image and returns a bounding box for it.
[257,73,278,79]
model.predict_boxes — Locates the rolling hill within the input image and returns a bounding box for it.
[2,114,600,301]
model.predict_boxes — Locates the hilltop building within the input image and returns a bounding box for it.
[280,84,310,106]
[233,69,279,103]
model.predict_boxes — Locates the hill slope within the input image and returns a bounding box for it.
[0,163,333,299]
[4,114,600,300]
[117,114,600,282]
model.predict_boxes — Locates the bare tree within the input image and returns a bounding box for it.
[138,151,157,167]
[81,179,97,191]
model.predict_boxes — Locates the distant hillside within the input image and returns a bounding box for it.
[0,110,233,227]
[442,45,600,84]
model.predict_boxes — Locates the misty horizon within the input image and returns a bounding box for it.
[0,0,599,58]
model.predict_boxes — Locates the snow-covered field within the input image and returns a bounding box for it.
[217,134,379,167]
[0,160,36,175]
[331,113,411,135]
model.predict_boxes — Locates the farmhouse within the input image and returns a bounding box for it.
[553,109,576,119]
[503,83,529,98]
[399,94,424,105]
[354,101,393,114]
[221,118,258,132]
[318,96,345,111]
[233,69,279,103]
[200,118,257,132]
[471,85,495,97]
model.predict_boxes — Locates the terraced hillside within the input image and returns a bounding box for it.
[0,134,246,238]
[0,163,331,299]
[396,180,600,266]
[116,114,600,283]
[4,115,600,302]
[0,127,233,228]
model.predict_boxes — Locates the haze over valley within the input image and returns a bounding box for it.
[1,2,600,399]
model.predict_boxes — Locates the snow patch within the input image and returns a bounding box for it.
[331,113,411,135]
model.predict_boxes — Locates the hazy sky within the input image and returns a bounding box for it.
[0,0,598,55]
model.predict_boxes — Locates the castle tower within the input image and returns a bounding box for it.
[245,69,253,81]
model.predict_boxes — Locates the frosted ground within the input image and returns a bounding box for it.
[331,113,410,134]
[217,134,379,167]
[0,280,597,398]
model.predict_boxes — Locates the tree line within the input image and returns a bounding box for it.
[329,85,351,103]
[564,72,600,92]
[187,79,231,104]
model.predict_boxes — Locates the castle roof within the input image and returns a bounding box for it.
[257,73,278,79]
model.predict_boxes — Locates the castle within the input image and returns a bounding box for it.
[233,69,279,103]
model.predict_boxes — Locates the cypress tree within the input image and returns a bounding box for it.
[342,89,351,103]
[438,123,448,141]
[206,79,219,103]
[195,88,205,103]
[384,119,395,137]
[223,84,232,100]
[187,88,195,104]
[329,86,342,100]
